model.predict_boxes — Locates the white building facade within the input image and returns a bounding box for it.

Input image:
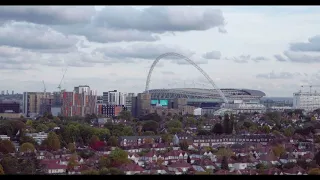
[102,90,127,106]
[293,91,320,112]
[26,132,48,145]
[222,102,266,114]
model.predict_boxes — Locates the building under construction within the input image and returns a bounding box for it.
[293,85,320,112]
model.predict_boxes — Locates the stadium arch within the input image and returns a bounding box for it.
[144,52,229,103]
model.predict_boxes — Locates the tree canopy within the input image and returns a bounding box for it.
[20,142,35,153]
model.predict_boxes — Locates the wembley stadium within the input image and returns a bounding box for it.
[145,88,266,107]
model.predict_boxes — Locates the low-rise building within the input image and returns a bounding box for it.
[26,132,48,144]
[0,134,10,140]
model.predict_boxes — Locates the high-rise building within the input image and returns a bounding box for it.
[23,92,51,117]
[61,85,97,117]
[102,90,126,105]
[293,90,320,112]
[97,96,103,104]
[125,93,135,112]
[131,93,151,117]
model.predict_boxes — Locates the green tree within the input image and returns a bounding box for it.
[20,136,37,146]
[79,125,94,145]
[99,156,111,168]
[90,135,100,146]
[166,120,182,129]
[142,120,159,134]
[142,131,155,136]
[47,122,57,130]
[67,143,76,153]
[221,156,229,170]
[107,136,118,147]
[265,112,281,126]
[64,124,80,143]
[186,117,196,127]
[161,134,173,143]
[211,123,223,135]
[36,124,48,132]
[179,140,188,151]
[53,116,61,122]
[47,132,61,151]
[223,114,230,134]
[284,126,295,137]
[0,140,15,154]
[19,158,37,174]
[67,154,79,170]
[122,126,134,136]
[20,142,35,153]
[0,164,4,175]
[215,148,234,158]
[26,120,33,126]
[93,128,110,141]
[168,127,182,134]
[82,169,99,175]
[308,168,320,175]
[109,168,124,175]
[99,167,109,175]
[272,144,285,157]
[109,148,129,166]
[261,125,271,133]
[272,130,281,136]
[249,125,258,133]
[0,155,18,174]
[119,110,132,121]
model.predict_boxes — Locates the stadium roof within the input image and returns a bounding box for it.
[145,88,266,102]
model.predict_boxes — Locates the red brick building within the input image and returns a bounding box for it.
[61,86,97,117]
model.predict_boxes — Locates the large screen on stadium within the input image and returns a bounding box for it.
[151,100,158,105]
[150,99,168,106]
[159,99,168,106]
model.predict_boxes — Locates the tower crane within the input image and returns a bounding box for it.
[301,84,320,93]
[42,80,47,97]
[57,68,68,92]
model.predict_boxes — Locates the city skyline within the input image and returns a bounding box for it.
[1,6,320,96]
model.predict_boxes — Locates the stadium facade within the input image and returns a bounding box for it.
[146,88,266,107]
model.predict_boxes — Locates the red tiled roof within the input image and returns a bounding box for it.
[215,170,229,175]
[168,160,192,168]
[129,153,140,158]
[165,150,188,157]
[145,150,157,158]
[201,159,215,166]
[120,163,144,172]
[45,162,67,170]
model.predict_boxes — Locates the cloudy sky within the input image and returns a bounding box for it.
[1,6,320,97]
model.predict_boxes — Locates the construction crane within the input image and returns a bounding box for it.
[41,80,48,116]
[301,84,320,93]
[42,80,47,97]
[57,68,68,92]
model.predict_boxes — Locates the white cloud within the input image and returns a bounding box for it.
[1,6,320,97]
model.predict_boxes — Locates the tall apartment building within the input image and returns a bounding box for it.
[131,93,151,117]
[97,96,103,104]
[61,85,97,117]
[102,90,126,105]
[125,93,135,112]
[23,92,52,117]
